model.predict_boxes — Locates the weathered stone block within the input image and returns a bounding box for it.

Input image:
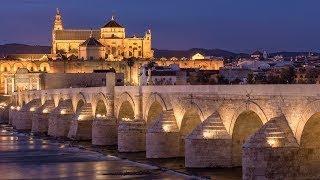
[185,138,232,167]
[118,120,146,152]
[146,132,180,158]
[0,107,9,124]
[92,118,118,145]
[68,119,93,140]
[15,111,34,130]
[32,112,50,133]
[48,114,73,137]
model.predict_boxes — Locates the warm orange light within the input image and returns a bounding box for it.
[60,109,66,114]
[162,124,170,132]
[203,130,214,139]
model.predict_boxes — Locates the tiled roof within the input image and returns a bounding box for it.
[55,30,100,40]
[80,37,104,47]
[102,20,123,28]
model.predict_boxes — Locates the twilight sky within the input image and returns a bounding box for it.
[1,0,320,52]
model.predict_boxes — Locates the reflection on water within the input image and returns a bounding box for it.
[0,125,186,179]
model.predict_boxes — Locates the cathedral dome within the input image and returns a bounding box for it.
[80,37,104,47]
[102,16,123,28]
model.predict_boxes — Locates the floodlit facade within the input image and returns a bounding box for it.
[52,9,153,59]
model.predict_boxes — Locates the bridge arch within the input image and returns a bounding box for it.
[117,92,135,120]
[41,93,53,105]
[92,93,108,117]
[117,101,135,120]
[72,92,87,113]
[179,107,203,155]
[298,112,320,176]
[145,100,164,127]
[228,100,268,135]
[231,110,264,166]
[144,93,169,121]
[295,100,320,144]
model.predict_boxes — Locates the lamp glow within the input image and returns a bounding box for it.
[162,124,170,132]
[43,109,48,113]
[203,130,214,139]
[267,138,277,147]
[122,117,132,121]
[30,107,36,112]
[60,109,66,114]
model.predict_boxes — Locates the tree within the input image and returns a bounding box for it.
[247,74,254,84]
[126,57,135,85]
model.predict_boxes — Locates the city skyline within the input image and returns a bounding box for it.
[1,0,320,52]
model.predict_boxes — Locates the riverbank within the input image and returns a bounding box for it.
[3,124,241,179]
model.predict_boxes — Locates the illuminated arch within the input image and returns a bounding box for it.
[116,92,135,118]
[144,93,169,121]
[0,63,11,72]
[232,110,263,166]
[39,62,50,72]
[26,63,38,72]
[295,100,320,144]
[92,93,108,116]
[13,63,23,72]
[72,92,87,113]
[228,100,268,135]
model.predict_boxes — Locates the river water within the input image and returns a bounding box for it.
[0,124,241,179]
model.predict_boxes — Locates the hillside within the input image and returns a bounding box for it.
[0,44,51,56]
[153,48,249,59]
[0,43,316,60]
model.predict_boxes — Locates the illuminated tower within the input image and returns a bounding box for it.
[52,8,64,54]
[54,8,63,30]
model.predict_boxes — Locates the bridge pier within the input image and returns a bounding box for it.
[118,119,146,152]
[48,99,74,138]
[0,103,9,124]
[68,103,94,140]
[146,110,180,158]
[185,113,232,167]
[14,99,41,130]
[242,116,299,179]
[32,100,55,134]
[9,106,18,125]
[92,116,118,145]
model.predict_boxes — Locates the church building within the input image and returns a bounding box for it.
[52,9,154,60]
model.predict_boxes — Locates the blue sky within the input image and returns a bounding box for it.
[1,0,320,52]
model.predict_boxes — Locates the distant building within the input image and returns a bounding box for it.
[139,64,187,85]
[219,68,252,83]
[4,68,124,95]
[251,51,263,60]
[191,53,205,60]
[78,34,105,60]
[263,51,268,60]
[52,9,153,59]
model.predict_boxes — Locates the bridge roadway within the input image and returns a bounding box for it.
[4,73,320,179]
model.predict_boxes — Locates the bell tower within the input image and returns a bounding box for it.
[54,8,63,30]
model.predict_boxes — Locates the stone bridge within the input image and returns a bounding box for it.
[4,73,320,179]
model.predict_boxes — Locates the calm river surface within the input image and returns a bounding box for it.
[0,124,241,179]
